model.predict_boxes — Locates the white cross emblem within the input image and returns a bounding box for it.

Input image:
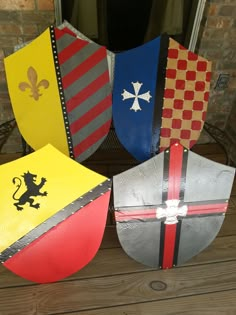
[121,81,152,112]
[156,199,188,225]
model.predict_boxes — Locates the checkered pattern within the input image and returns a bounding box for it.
[159,38,211,151]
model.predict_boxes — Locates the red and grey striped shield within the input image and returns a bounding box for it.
[0,144,111,283]
[112,35,211,162]
[113,143,235,268]
[4,25,112,163]
[58,20,115,85]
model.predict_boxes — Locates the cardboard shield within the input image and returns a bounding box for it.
[112,35,211,161]
[113,143,235,268]
[4,25,112,162]
[0,144,111,283]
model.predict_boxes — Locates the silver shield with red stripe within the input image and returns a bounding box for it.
[113,143,235,269]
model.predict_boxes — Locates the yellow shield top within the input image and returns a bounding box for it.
[4,28,69,156]
[0,144,108,252]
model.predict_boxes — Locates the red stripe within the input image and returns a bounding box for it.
[73,120,111,158]
[115,210,157,221]
[163,144,183,269]
[58,39,89,65]
[167,144,183,200]
[59,26,77,37]
[188,203,227,214]
[54,28,66,40]
[115,202,227,221]
[162,224,177,268]
[70,95,112,134]
[62,47,107,89]
[66,71,109,112]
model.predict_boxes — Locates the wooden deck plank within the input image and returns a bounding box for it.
[67,289,236,315]
[228,199,236,214]
[0,260,236,314]
[230,179,236,196]
[218,213,236,237]
[0,153,21,165]
[0,233,235,289]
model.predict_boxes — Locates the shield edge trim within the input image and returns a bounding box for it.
[50,25,75,159]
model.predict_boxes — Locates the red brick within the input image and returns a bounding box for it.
[22,24,38,35]
[0,61,4,71]
[206,17,232,29]
[21,11,55,23]
[37,0,54,10]
[0,36,19,49]
[219,5,236,17]
[228,77,236,89]
[0,49,4,59]
[208,4,219,16]
[0,70,6,83]
[0,0,35,10]
[0,24,22,35]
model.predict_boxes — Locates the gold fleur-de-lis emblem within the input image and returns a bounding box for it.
[18,66,49,101]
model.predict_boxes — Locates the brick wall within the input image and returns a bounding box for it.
[0,0,236,153]
[196,0,236,144]
[0,0,54,153]
[225,103,236,165]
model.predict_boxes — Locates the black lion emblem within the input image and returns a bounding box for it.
[12,171,48,211]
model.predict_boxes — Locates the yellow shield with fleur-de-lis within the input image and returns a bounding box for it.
[4,24,112,163]
[4,27,69,156]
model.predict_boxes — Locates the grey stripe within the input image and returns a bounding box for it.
[60,43,98,77]
[56,33,76,54]
[72,107,112,147]
[64,58,108,101]
[0,179,111,263]
[76,135,107,163]
[68,82,111,124]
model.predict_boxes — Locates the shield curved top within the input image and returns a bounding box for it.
[58,20,115,85]
[0,144,111,283]
[113,143,235,269]
[112,35,212,161]
[4,25,112,162]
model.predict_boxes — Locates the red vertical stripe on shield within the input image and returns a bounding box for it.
[162,144,183,269]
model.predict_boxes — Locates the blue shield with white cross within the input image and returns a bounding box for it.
[112,35,212,162]
[112,36,161,161]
